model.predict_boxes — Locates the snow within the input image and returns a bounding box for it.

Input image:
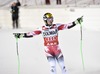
[0,5,100,74]
[0,28,100,74]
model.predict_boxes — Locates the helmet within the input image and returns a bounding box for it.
[43,13,53,25]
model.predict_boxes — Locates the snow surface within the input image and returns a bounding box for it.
[0,1,100,74]
[0,28,100,74]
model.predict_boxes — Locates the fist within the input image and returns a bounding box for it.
[13,33,23,38]
[77,16,83,24]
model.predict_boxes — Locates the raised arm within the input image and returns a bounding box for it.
[24,30,42,38]
[13,28,42,38]
[58,16,83,30]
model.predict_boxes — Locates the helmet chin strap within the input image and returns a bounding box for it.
[46,24,49,26]
[45,21,52,26]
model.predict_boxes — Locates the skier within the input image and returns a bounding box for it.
[14,12,83,74]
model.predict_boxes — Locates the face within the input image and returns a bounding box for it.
[46,17,53,26]
[12,2,16,6]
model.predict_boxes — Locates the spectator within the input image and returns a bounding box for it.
[11,0,21,29]
[57,0,61,4]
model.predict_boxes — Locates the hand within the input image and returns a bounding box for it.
[75,16,83,25]
[13,33,24,38]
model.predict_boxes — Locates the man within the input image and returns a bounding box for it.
[57,0,61,4]
[11,0,21,29]
[14,12,83,74]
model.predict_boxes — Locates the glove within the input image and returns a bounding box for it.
[13,33,24,38]
[75,16,83,25]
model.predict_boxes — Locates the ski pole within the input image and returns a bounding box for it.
[80,17,85,71]
[15,37,20,74]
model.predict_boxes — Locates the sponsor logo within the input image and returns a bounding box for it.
[43,29,58,37]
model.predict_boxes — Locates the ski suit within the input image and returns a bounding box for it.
[25,22,76,74]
